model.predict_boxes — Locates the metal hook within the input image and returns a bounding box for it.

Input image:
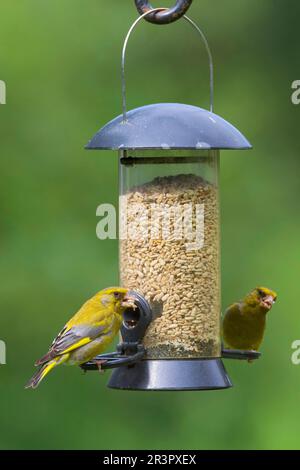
[135,0,193,24]
[122,10,214,122]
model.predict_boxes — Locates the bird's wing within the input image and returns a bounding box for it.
[222,302,246,348]
[222,303,242,334]
[35,323,107,366]
[224,302,242,318]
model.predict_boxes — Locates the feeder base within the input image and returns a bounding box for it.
[108,358,232,391]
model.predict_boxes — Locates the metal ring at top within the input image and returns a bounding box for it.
[122,10,214,121]
[135,0,193,24]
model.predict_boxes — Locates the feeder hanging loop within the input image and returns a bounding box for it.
[134,0,193,24]
[122,9,214,121]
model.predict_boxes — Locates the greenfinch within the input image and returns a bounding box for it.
[25,287,135,389]
[222,286,277,351]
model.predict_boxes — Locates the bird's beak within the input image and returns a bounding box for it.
[121,294,137,310]
[262,295,275,310]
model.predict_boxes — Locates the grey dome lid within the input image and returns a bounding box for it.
[85,103,252,151]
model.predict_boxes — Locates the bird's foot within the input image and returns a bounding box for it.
[95,359,107,374]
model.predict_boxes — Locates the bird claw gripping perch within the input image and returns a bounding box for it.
[80,291,152,372]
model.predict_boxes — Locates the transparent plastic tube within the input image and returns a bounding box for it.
[119,150,221,359]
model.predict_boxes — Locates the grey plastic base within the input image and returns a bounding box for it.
[108,358,232,391]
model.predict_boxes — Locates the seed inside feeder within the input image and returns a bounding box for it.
[120,158,221,360]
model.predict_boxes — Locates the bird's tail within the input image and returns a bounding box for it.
[25,359,59,389]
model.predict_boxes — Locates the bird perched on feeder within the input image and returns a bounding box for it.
[222,287,277,352]
[25,287,136,389]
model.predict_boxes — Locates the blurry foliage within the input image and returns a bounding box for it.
[0,0,299,450]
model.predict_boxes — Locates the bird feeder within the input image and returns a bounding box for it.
[85,4,253,390]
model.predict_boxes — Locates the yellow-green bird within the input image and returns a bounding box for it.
[223,287,277,351]
[25,287,135,389]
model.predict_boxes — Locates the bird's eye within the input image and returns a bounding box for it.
[113,292,121,299]
[258,289,264,297]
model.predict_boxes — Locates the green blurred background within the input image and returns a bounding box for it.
[0,0,299,450]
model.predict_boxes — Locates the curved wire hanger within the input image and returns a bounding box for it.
[121,8,214,122]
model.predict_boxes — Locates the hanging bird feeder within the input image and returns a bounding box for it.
[83,1,258,390]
